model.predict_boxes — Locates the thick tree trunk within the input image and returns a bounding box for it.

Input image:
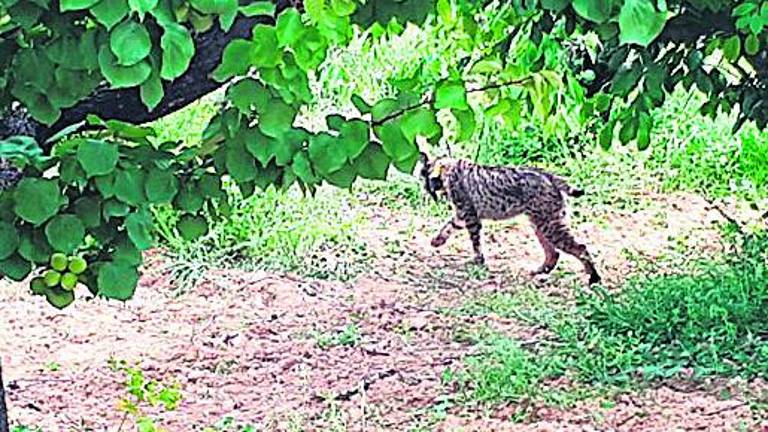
[0,360,9,432]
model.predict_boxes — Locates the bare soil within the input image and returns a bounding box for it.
[2,192,767,431]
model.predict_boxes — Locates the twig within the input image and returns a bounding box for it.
[704,401,748,416]
[371,78,533,127]
[115,411,129,432]
[614,411,642,429]
[703,196,745,234]
[321,369,398,402]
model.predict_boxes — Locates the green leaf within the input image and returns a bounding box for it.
[610,65,642,97]
[541,0,570,12]
[110,20,152,66]
[746,33,760,56]
[292,151,318,184]
[251,25,280,68]
[351,94,371,115]
[723,35,742,62]
[618,0,668,47]
[18,230,53,264]
[259,98,297,138]
[276,8,307,47]
[60,0,99,11]
[14,178,62,224]
[324,163,356,188]
[240,1,274,16]
[74,196,102,228]
[175,183,204,212]
[197,174,223,199]
[331,0,356,16]
[375,122,417,163]
[0,222,20,260]
[190,0,238,30]
[45,214,85,253]
[353,143,390,180]
[572,0,615,23]
[1,254,32,282]
[599,121,615,150]
[619,116,639,145]
[103,199,130,219]
[308,133,346,174]
[145,169,179,203]
[128,0,158,15]
[113,237,142,266]
[733,2,758,17]
[636,112,652,150]
[140,69,164,111]
[95,174,116,198]
[125,210,154,250]
[228,78,269,114]
[434,81,469,110]
[98,262,139,300]
[212,39,253,82]
[453,108,476,142]
[157,23,195,81]
[114,169,147,205]
[399,108,440,143]
[226,141,258,182]
[371,98,401,122]
[98,46,152,88]
[177,215,208,240]
[77,139,119,177]
[334,118,369,159]
[46,287,75,309]
[90,0,129,29]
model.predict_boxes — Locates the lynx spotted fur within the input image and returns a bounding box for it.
[420,153,601,285]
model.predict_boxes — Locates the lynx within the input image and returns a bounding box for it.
[419,153,601,285]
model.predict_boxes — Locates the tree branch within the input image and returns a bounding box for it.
[371,77,533,127]
[0,0,297,149]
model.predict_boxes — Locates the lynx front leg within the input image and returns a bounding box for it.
[431,217,465,247]
[465,217,484,265]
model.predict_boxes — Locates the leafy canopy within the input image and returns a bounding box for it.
[1,0,766,306]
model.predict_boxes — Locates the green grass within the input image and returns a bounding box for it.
[312,323,361,349]
[451,227,768,408]
[153,185,372,290]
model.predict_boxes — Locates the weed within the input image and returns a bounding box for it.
[314,323,361,349]
[11,427,42,432]
[154,185,371,290]
[108,358,183,432]
[452,228,768,406]
[203,416,256,432]
[465,263,490,281]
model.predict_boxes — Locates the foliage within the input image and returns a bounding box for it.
[313,322,360,348]
[154,183,370,288]
[2,0,768,307]
[453,227,768,406]
[109,359,183,432]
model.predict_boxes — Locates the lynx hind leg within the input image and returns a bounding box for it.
[535,218,600,285]
[532,228,559,275]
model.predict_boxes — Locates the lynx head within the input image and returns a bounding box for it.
[419,152,451,202]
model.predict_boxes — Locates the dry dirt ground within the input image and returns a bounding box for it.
[2,192,768,431]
